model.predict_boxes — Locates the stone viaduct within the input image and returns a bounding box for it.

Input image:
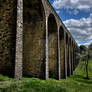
[0,0,80,80]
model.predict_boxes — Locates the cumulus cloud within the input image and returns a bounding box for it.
[53,0,92,10]
[64,13,92,46]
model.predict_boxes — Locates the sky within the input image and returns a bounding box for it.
[49,0,92,46]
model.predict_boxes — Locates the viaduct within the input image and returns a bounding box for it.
[0,0,80,80]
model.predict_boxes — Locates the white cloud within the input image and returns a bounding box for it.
[56,10,60,14]
[53,0,92,10]
[64,13,92,46]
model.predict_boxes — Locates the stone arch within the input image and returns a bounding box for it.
[48,14,58,79]
[23,0,46,79]
[59,26,65,78]
[0,0,17,77]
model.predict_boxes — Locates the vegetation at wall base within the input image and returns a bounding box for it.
[0,60,92,92]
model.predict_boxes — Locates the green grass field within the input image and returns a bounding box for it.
[0,60,92,92]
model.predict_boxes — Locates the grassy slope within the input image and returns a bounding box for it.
[0,60,92,92]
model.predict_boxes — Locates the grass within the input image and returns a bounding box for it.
[0,60,92,92]
[74,59,92,79]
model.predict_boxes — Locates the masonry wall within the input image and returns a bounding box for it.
[0,0,17,77]
[23,0,46,79]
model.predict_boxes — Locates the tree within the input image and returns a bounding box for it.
[80,43,92,79]
[88,43,92,59]
[80,45,89,79]
[80,45,87,55]
[88,43,92,51]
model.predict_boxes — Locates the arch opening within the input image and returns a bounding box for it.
[23,0,46,79]
[48,14,58,79]
[59,26,65,78]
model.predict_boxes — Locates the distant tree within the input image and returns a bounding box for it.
[80,45,87,54]
[80,45,89,79]
[80,43,92,79]
[88,43,92,51]
[88,43,92,59]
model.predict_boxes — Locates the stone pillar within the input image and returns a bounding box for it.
[71,42,73,75]
[45,16,49,80]
[69,39,71,75]
[67,38,70,76]
[74,46,77,68]
[73,45,75,70]
[57,27,61,80]
[64,32,67,78]
[15,0,23,80]
[74,46,76,70]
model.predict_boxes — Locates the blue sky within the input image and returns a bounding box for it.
[49,0,92,46]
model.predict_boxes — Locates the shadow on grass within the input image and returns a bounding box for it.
[71,74,92,84]
[73,75,85,78]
